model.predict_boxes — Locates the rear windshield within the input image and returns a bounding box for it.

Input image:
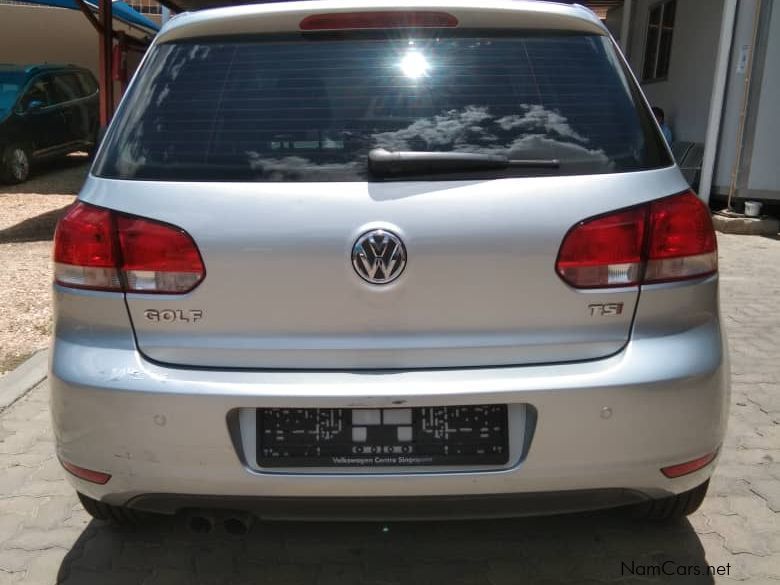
[95,31,670,182]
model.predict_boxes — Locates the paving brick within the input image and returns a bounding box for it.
[4,527,82,552]
[21,547,68,585]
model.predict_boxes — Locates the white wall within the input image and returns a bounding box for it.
[0,5,100,75]
[746,3,780,195]
[0,4,147,105]
[627,0,725,143]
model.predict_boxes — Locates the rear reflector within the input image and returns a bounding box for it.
[661,451,718,479]
[60,459,112,484]
[54,202,205,294]
[300,11,458,30]
[556,191,717,289]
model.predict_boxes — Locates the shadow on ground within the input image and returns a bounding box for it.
[0,205,71,244]
[57,510,715,584]
[0,154,89,195]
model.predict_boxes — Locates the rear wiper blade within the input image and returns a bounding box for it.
[368,148,560,176]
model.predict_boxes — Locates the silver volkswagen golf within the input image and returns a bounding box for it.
[50,0,729,524]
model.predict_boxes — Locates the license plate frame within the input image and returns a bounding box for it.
[256,405,509,468]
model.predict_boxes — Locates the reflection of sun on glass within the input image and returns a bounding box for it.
[399,51,429,79]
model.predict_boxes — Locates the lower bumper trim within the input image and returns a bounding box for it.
[126,489,648,520]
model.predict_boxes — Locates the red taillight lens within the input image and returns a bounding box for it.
[117,216,205,293]
[556,207,646,288]
[53,204,121,291]
[54,202,205,294]
[300,11,458,30]
[645,192,718,283]
[556,191,717,289]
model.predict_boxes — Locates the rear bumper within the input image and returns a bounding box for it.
[127,490,647,519]
[50,316,729,514]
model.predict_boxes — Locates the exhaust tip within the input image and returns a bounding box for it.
[188,514,214,534]
[223,515,252,536]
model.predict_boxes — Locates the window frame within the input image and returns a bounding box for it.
[641,0,676,83]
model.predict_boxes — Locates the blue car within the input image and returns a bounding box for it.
[0,64,99,184]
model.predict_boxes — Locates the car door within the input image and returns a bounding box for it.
[18,74,65,155]
[51,72,89,150]
[75,71,99,146]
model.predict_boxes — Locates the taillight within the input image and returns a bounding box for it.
[556,207,646,288]
[53,204,121,291]
[645,193,718,283]
[300,11,458,30]
[556,191,717,289]
[54,202,205,294]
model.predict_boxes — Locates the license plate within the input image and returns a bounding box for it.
[257,405,508,468]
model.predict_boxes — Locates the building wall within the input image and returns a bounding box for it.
[0,4,146,106]
[746,3,780,196]
[627,0,725,144]
[0,4,100,74]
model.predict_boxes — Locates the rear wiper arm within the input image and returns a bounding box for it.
[368,148,559,176]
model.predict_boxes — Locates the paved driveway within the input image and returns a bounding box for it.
[0,233,778,584]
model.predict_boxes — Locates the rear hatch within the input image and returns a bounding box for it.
[89,4,672,369]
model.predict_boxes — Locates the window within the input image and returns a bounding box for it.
[51,73,84,103]
[76,72,98,95]
[19,76,54,110]
[95,33,669,182]
[642,0,676,82]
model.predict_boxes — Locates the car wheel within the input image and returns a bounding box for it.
[77,492,145,525]
[1,144,31,184]
[632,480,709,521]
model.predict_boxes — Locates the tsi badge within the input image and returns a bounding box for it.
[588,303,624,317]
[144,309,204,323]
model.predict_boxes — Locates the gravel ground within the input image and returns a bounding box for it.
[0,156,86,374]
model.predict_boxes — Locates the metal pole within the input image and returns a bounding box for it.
[698,0,738,203]
[98,0,114,127]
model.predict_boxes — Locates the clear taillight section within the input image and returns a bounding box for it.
[556,191,717,289]
[54,202,205,294]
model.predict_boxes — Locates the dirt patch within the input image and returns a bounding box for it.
[0,194,76,375]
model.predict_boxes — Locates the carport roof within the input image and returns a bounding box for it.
[17,0,159,32]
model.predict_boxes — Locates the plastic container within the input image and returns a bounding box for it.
[744,201,763,218]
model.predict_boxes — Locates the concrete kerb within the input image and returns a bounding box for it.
[0,349,49,412]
